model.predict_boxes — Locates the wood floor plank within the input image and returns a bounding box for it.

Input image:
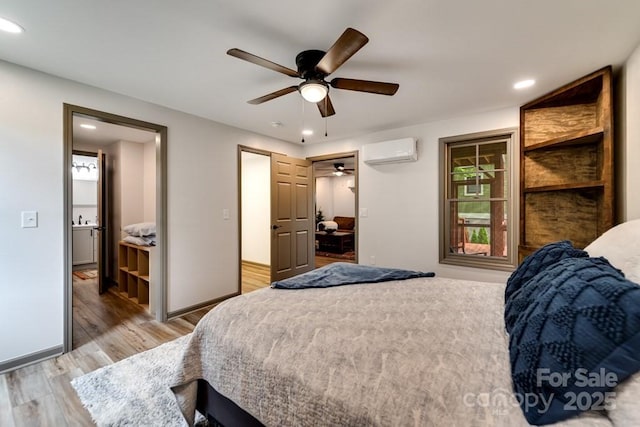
[12,393,68,427]
[74,350,113,374]
[5,364,52,407]
[0,375,16,427]
[241,260,270,294]
[48,369,94,426]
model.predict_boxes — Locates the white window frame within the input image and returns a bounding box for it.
[439,128,518,271]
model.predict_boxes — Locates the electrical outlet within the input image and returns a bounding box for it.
[222,208,230,220]
[369,255,376,265]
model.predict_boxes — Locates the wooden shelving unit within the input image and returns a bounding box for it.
[118,241,151,308]
[519,66,614,261]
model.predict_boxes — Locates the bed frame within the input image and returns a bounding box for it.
[196,379,264,427]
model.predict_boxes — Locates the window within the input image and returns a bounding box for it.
[439,128,518,270]
[463,177,484,197]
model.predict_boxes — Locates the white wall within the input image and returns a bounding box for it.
[0,59,301,365]
[303,108,520,284]
[143,140,156,222]
[315,176,356,221]
[118,140,145,238]
[241,152,271,265]
[315,177,334,221]
[620,43,640,221]
[332,175,356,217]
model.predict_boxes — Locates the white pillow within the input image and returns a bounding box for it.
[123,222,156,237]
[607,370,640,426]
[318,220,338,231]
[584,219,640,283]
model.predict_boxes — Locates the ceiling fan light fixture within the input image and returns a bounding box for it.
[0,16,24,33]
[299,80,328,103]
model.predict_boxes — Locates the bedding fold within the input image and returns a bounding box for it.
[270,262,435,289]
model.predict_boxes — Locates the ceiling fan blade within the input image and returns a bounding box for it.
[330,78,399,95]
[248,86,298,105]
[316,28,369,75]
[316,95,336,117]
[227,48,299,78]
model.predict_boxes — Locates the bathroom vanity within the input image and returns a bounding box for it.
[72,224,98,265]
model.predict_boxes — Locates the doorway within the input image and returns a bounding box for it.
[239,148,271,293]
[238,148,359,294]
[310,152,359,267]
[63,104,168,353]
[71,151,100,273]
[238,146,316,292]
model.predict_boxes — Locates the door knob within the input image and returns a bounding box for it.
[271,225,281,230]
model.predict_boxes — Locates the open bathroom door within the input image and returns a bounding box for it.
[96,149,108,294]
[270,153,314,282]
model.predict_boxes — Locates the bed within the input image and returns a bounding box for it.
[171,220,640,426]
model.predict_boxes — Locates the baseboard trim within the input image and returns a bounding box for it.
[0,345,63,374]
[241,260,269,269]
[167,292,239,319]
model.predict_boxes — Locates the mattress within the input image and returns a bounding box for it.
[170,276,612,426]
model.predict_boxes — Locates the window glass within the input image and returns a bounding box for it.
[440,130,517,270]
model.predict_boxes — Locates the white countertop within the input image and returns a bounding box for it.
[72,223,97,229]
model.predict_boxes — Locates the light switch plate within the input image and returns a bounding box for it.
[21,211,38,228]
[359,208,369,218]
[222,208,230,220]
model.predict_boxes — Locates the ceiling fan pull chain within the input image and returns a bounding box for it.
[324,97,328,137]
[301,97,305,143]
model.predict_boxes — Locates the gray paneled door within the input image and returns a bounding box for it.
[270,153,314,282]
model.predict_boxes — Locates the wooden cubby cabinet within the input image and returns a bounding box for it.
[519,66,614,261]
[118,241,151,308]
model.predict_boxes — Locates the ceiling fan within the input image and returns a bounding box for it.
[316,162,355,176]
[227,28,399,118]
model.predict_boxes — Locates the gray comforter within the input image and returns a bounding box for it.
[170,277,613,426]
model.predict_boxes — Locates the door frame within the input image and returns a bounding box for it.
[307,151,360,263]
[63,104,168,353]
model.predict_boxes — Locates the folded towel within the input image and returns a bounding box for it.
[123,235,156,246]
[123,222,156,237]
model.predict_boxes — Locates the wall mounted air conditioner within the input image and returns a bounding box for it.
[362,138,417,165]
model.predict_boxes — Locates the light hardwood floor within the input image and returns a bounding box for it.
[0,273,215,427]
[2,259,353,425]
[241,260,270,293]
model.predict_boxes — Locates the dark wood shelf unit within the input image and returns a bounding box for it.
[522,127,604,152]
[523,181,605,193]
[518,66,614,262]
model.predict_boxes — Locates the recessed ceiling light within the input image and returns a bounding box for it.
[302,129,313,136]
[0,16,24,34]
[271,121,283,128]
[80,124,97,130]
[514,79,535,90]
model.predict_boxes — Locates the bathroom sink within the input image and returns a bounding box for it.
[73,223,98,228]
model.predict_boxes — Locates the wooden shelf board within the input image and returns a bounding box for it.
[119,266,129,272]
[128,270,140,277]
[524,181,604,193]
[523,127,604,152]
[139,275,150,282]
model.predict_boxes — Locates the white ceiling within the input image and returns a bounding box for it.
[2,0,640,145]
[73,116,156,146]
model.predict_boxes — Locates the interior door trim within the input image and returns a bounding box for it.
[63,103,168,353]
[307,150,359,263]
